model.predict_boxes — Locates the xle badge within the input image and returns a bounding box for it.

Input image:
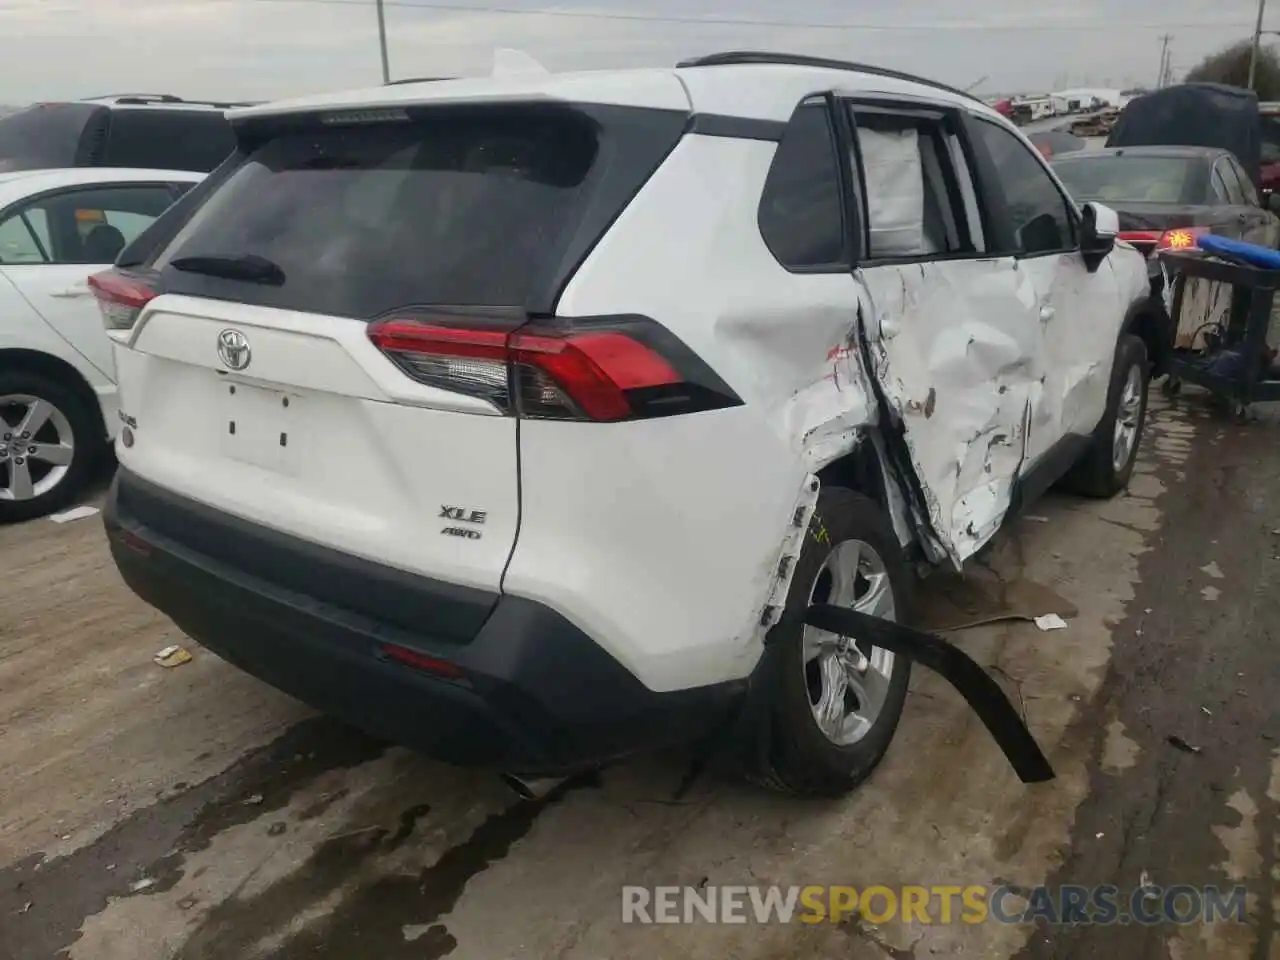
[440,505,486,540]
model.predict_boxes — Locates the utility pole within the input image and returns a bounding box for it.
[1156,34,1172,89]
[375,0,391,84]
[1250,0,1268,90]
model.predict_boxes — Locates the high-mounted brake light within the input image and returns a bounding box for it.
[367,315,739,422]
[88,270,157,331]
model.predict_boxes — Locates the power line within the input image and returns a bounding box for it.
[212,0,1266,34]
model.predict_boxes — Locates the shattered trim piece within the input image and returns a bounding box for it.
[804,603,1055,783]
[758,475,821,630]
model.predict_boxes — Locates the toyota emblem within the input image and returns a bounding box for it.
[217,329,251,371]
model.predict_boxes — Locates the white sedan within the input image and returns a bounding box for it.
[0,167,203,521]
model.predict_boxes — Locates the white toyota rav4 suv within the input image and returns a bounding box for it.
[95,53,1157,797]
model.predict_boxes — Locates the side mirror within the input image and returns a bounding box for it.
[1079,201,1117,272]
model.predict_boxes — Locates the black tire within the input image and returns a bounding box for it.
[0,370,102,523]
[741,487,913,798]
[1065,334,1149,499]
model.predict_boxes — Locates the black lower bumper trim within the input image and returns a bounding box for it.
[805,604,1056,784]
[104,469,743,775]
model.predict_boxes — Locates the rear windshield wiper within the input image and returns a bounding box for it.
[169,253,286,286]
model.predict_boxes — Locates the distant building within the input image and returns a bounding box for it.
[1050,88,1132,111]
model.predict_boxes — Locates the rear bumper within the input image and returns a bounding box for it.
[104,469,743,774]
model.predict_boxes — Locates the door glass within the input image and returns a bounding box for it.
[970,118,1075,255]
[1216,161,1246,205]
[105,110,236,174]
[1230,157,1259,205]
[10,185,176,264]
[0,211,49,264]
[1210,168,1231,204]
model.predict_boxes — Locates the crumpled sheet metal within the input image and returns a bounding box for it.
[857,262,1044,566]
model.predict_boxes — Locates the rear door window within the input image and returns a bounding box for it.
[0,211,48,264]
[105,110,236,172]
[2,185,176,264]
[848,107,979,259]
[153,108,613,318]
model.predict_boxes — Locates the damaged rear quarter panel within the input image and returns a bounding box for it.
[857,259,1046,565]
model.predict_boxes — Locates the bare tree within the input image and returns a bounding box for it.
[1186,39,1280,99]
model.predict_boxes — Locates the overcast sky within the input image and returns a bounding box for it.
[0,0,1271,104]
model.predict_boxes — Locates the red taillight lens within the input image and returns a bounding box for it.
[88,270,157,332]
[1118,227,1209,258]
[1155,226,1209,251]
[367,317,704,422]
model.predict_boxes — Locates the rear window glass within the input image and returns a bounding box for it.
[0,103,98,171]
[104,110,235,173]
[154,109,602,317]
[1052,155,1197,205]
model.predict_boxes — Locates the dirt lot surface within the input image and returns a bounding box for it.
[1,393,1277,960]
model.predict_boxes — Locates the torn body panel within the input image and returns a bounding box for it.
[856,259,1045,566]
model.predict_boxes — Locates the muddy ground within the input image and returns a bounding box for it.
[0,392,1276,960]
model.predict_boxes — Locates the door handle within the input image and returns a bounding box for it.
[1039,305,1055,323]
[50,285,92,299]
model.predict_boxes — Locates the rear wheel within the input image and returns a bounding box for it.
[743,487,912,798]
[1066,334,1148,499]
[0,371,100,523]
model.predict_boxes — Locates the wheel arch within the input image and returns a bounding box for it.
[0,348,108,440]
[1121,295,1170,377]
[814,432,921,561]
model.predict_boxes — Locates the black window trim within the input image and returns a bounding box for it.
[966,114,1081,261]
[1210,163,1232,205]
[840,96,986,268]
[1213,156,1247,206]
[1228,155,1260,206]
[0,181,178,267]
[756,93,858,275]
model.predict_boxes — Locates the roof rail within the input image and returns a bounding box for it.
[90,93,185,103]
[385,76,455,85]
[88,93,258,109]
[675,51,983,105]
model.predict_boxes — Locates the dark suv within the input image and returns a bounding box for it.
[0,95,256,174]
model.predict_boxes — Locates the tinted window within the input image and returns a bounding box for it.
[1052,155,1197,204]
[105,110,235,173]
[1262,115,1280,164]
[153,108,606,317]
[1,185,176,264]
[1216,161,1246,205]
[1228,157,1258,205]
[758,102,846,269]
[972,118,1075,255]
[0,103,99,171]
[1211,167,1230,203]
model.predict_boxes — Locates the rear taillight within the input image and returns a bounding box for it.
[1118,227,1209,257]
[88,270,157,331]
[367,315,741,422]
